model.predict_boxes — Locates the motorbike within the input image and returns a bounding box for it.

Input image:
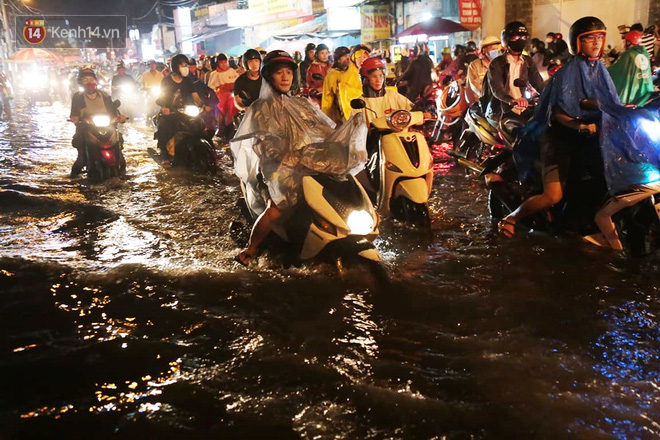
[77,101,126,183]
[143,85,161,128]
[112,82,140,120]
[150,105,217,174]
[451,79,539,175]
[352,99,434,228]
[232,165,381,266]
[483,97,660,256]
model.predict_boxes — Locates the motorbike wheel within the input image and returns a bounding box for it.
[615,200,658,257]
[392,197,431,229]
[194,139,217,174]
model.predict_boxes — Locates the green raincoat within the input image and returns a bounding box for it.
[607,45,654,106]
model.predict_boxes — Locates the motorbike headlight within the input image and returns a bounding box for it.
[151,86,160,97]
[639,118,660,143]
[78,86,84,92]
[92,115,111,127]
[387,110,412,131]
[120,83,133,92]
[346,210,374,235]
[62,79,69,86]
[184,105,200,117]
[50,80,58,87]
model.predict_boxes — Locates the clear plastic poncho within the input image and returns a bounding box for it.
[231,81,368,216]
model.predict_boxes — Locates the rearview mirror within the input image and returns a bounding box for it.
[350,98,366,109]
[311,73,324,81]
[113,99,121,108]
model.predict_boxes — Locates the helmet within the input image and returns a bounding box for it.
[501,21,529,47]
[466,41,478,52]
[479,36,501,49]
[304,43,316,54]
[170,54,189,75]
[360,57,386,77]
[261,50,298,79]
[77,68,96,84]
[624,30,643,46]
[244,48,262,63]
[453,44,465,58]
[315,43,329,55]
[350,44,371,63]
[441,47,452,55]
[569,16,606,55]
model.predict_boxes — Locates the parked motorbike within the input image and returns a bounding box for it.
[352,99,434,228]
[77,101,126,183]
[0,73,13,120]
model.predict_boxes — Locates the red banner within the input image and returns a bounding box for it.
[459,0,481,31]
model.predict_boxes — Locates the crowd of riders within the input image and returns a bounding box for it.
[59,14,660,261]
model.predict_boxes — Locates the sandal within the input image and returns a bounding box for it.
[497,217,516,239]
[234,250,255,267]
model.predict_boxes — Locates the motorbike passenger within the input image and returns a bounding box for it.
[399,43,434,101]
[607,30,654,106]
[464,36,501,106]
[187,58,219,141]
[142,60,163,94]
[232,50,367,266]
[155,54,203,161]
[352,57,412,126]
[498,16,660,242]
[233,49,262,108]
[483,21,545,126]
[69,68,126,177]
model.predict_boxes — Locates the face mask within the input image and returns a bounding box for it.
[508,39,527,53]
[488,49,500,60]
[179,67,189,77]
[84,83,97,93]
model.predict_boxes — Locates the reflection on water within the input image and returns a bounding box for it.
[1,100,660,438]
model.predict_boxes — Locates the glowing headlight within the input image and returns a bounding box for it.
[346,210,374,235]
[120,83,134,92]
[92,115,111,127]
[387,110,412,131]
[184,105,200,117]
[50,80,58,87]
[639,118,660,143]
[62,79,69,86]
[151,86,160,97]
[78,86,84,92]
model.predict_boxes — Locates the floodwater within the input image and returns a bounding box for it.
[1,100,659,439]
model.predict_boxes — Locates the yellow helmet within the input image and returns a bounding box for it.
[479,36,501,49]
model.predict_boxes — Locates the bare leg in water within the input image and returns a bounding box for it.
[499,178,563,238]
[236,199,281,265]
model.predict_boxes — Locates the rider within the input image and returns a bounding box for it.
[141,60,163,94]
[497,17,612,238]
[322,45,370,124]
[69,68,126,177]
[233,49,262,108]
[232,50,367,265]
[306,43,331,105]
[464,36,501,105]
[607,29,654,106]
[111,62,137,99]
[155,54,203,161]
[483,21,545,126]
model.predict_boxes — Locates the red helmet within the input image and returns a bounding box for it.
[360,57,386,77]
[624,30,643,46]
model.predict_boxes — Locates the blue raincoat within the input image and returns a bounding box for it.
[514,55,660,194]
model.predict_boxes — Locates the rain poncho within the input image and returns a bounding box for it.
[515,55,660,194]
[231,81,368,215]
[607,45,654,106]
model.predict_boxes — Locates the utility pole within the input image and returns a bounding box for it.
[156,0,165,58]
[1,0,13,70]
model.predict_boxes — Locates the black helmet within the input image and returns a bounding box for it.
[466,41,478,52]
[569,16,607,55]
[170,54,189,75]
[244,48,261,63]
[77,68,96,84]
[304,43,316,54]
[501,21,529,47]
[261,50,298,79]
[315,43,329,55]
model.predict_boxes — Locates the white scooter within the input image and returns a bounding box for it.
[352,99,434,228]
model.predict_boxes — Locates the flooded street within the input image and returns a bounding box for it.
[1,100,659,439]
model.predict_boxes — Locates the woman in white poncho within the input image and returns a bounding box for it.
[231,50,367,265]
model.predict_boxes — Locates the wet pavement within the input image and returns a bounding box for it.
[1,99,659,439]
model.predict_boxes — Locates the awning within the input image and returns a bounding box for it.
[272,14,327,39]
[188,25,241,43]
